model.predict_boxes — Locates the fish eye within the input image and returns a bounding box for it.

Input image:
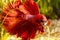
[36,19,43,24]
[39,20,44,22]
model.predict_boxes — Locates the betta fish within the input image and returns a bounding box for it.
[2,0,47,40]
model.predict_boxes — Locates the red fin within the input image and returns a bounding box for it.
[24,0,40,15]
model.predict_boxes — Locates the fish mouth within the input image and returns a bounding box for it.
[40,21,48,26]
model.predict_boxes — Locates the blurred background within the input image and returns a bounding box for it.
[0,0,60,40]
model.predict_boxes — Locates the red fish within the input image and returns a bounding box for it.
[2,0,47,40]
